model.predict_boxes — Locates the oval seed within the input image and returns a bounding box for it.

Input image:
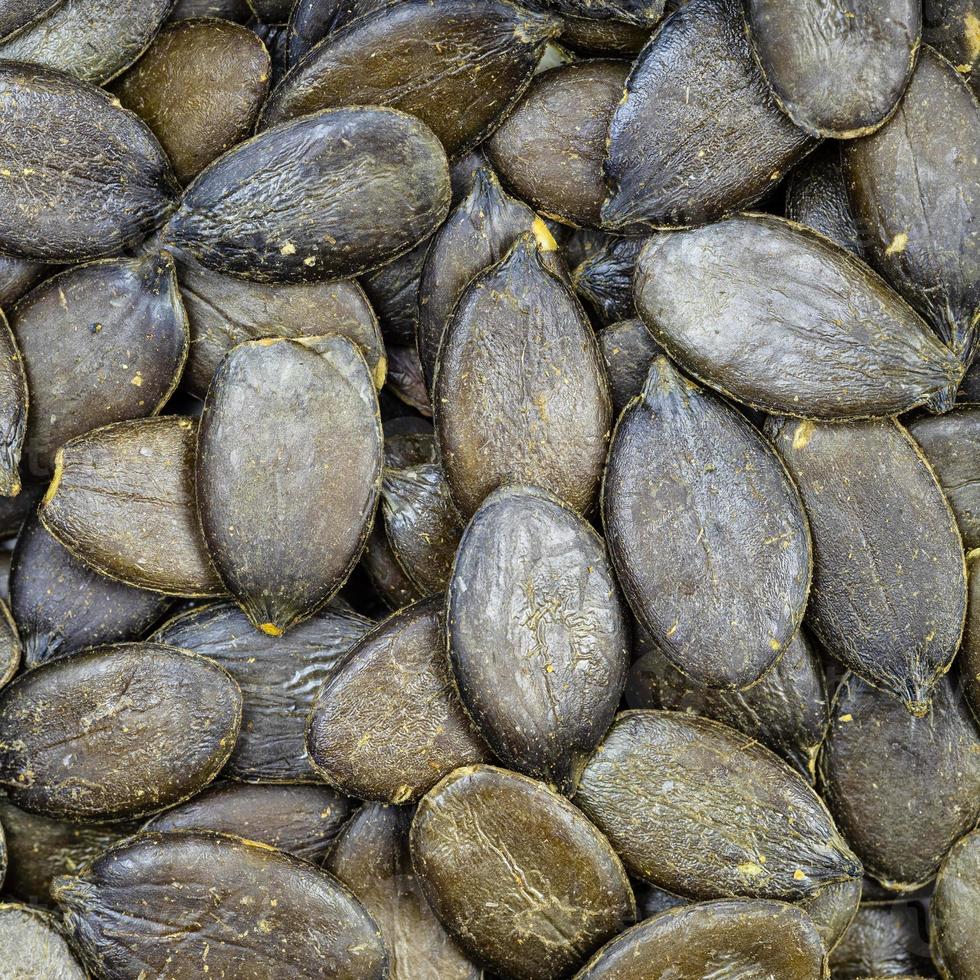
[819,673,980,890]
[262,0,561,158]
[165,106,450,284]
[0,643,242,821]
[635,214,963,419]
[603,359,811,688]
[436,234,612,517]
[745,0,920,137]
[0,903,85,980]
[930,829,980,980]
[601,0,814,229]
[448,484,629,794]
[197,335,382,635]
[0,254,46,309]
[40,416,224,597]
[307,597,488,803]
[327,803,481,980]
[11,252,189,475]
[797,877,863,954]
[53,833,388,979]
[154,599,372,782]
[0,62,177,263]
[768,417,967,713]
[411,764,636,980]
[575,710,862,900]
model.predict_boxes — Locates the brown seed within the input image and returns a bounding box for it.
[153,599,372,782]
[307,597,488,804]
[197,335,382,635]
[819,673,980,890]
[40,416,224,597]
[411,764,636,980]
[436,234,612,517]
[575,710,863,900]
[0,643,242,821]
[112,19,271,185]
[53,832,388,979]
[11,253,188,476]
[326,803,481,979]
[261,0,562,158]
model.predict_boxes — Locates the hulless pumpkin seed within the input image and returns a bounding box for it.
[829,902,935,979]
[0,308,25,496]
[0,1,61,40]
[597,319,663,413]
[930,829,980,980]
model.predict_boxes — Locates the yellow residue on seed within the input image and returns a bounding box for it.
[965,12,980,61]
[839,713,853,723]
[280,242,296,256]
[793,869,807,881]
[531,217,557,252]
[258,622,283,637]
[885,231,909,256]
[792,421,815,450]
[769,638,781,652]
[131,372,143,387]
[738,862,765,876]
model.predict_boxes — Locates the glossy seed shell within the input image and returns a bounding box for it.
[0,62,176,263]
[448,484,629,794]
[153,599,371,782]
[745,0,920,138]
[262,0,561,158]
[819,674,980,890]
[635,214,963,419]
[40,416,224,597]
[574,898,828,979]
[11,253,188,475]
[601,0,814,229]
[327,803,481,980]
[575,710,862,900]
[10,517,172,668]
[436,234,612,517]
[603,359,811,688]
[307,597,488,803]
[769,417,967,712]
[54,832,388,979]
[197,335,382,634]
[165,106,450,284]
[411,765,636,980]
[0,643,242,821]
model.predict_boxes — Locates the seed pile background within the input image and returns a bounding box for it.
[0,0,977,978]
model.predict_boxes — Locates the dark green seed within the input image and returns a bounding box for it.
[436,234,612,517]
[53,832,388,979]
[386,343,432,417]
[0,643,242,821]
[360,235,430,347]
[153,599,372,782]
[626,627,829,782]
[417,164,541,389]
[112,19,271,186]
[572,236,644,326]
[286,0,388,66]
[0,0,176,84]
[574,899,828,979]
[411,764,636,980]
[907,407,980,550]
[0,253,46,308]
[526,0,664,23]
[0,800,140,906]
[143,782,355,863]
[797,877,863,954]
[552,12,653,55]
[829,902,936,980]
[326,803,482,980]
[0,308,26,496]
[768,417,966,713]
[930,828,980,979]
[448,484,629,794]
[575,710,862,900]
[165,106,450,284]
[603,359,811,688]
[845,46,980,394]
[171,246,384,398]
[745,0,920,138]
[784,144,864,256]
[261,0,562,158]
[635,215,963,420]
[10,517,173,668]
[197,335,382,635]
[11,253,188,476]
[0,903,85,979]
[487,60,630,228]
[820,671,980,890]
[381,463,462,596]
[601,0,814,229]
[0,1,61,40]
[0,62,177,263]
[597,319,663,413]
[40,416,224,597]
[307,598,488,804]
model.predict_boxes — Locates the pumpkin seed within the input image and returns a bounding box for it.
[930,828,980,980]
[963,549,980,724]
[0,903,85,979]
[829,902,935,980]
[0,254,46,309]
[360,236,429,347]
[798,877,863,954]
[572,235,643,326]
[596,319,662,413]
[0,308,25,497]
[923,0,980,95]
[0,1,61,40]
